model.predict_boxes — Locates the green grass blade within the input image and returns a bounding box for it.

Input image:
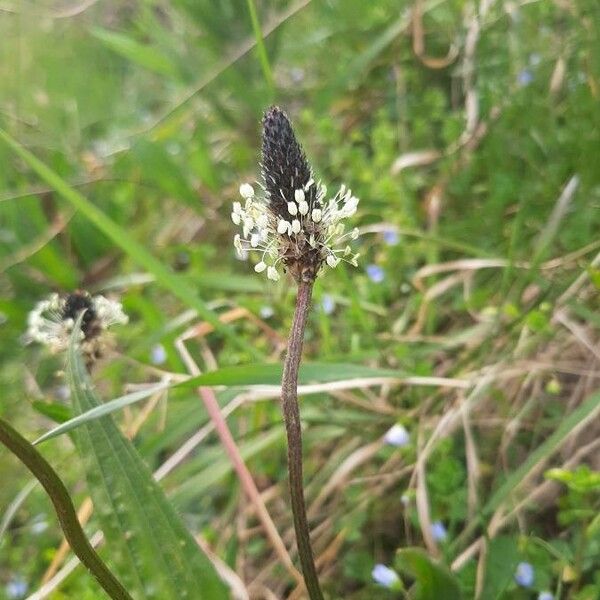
[91,28,179,78]
[66,318,228,599]
[245,0,274,96]
[33,383,169,445]
[31,361,465,445]
[0,127,259,358]
[179,361,468,388]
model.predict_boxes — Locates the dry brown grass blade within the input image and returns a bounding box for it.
[412,0,459,68]
[175,313,302,587]
[415,425,439,556]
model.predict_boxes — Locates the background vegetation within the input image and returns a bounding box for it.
[1,0,599,598]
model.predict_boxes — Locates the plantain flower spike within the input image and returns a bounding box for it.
[26,291,128,360]
[232,106,360,283]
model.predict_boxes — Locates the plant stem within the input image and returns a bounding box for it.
[281,279,324,600]
[0,418,132,600]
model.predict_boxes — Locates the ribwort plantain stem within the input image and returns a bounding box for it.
[281,279,324,600]
[0,418,132,600]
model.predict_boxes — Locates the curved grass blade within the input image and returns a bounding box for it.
[34,383,169,445]
[66,318,228,599]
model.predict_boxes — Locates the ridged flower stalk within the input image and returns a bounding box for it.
[231,106,360,598]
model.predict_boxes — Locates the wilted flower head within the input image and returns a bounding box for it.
[232,106,360,283]
[26,291,128,357]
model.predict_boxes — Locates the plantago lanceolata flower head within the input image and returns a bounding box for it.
[232,106,360,283]
[26,291,128,356]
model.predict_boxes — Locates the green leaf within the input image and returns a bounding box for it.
[31,401,72,424]
[480,537,519,600]
[91,28,179,78]
[34,383,168,445]
[181,362,415,388]
[66,318,228,599]
[395,548,462,600]
[34,361,454,446]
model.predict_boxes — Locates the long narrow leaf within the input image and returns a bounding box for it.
[66,319,228,599]
[33,383,169,445]
[34,361,469,445]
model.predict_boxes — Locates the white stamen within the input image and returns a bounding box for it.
[231,212,241,225]
[298,200,309,215]
[267,266,280,281]
[254,261,267,273]
[294,189,305,203]
[326,255,340,268]
[287,202,298,216]
[291,220,301,234]
[278,220,290,234]
[239,183,254,199]
[311,209,322,223]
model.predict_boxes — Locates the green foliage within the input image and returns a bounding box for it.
[66,319,227,599]
[395,548,462,599]
[1,0,600,597]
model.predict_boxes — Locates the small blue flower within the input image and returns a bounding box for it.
[259,305,274,319]
[515,562,534,587]
[321,294,336,315]
[150,343,167,365]
[517,69,533,87]
[384,424,410,447]
[6,578,28,599]
[538,592,554,600]
[366,264,385,283]
[431,521,448,542]
[372,564,399,588]
[383,230,400,246]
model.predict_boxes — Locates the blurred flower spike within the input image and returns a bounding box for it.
[26,291,128,355]
[371,564,400,589]
[232,106,360,283]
